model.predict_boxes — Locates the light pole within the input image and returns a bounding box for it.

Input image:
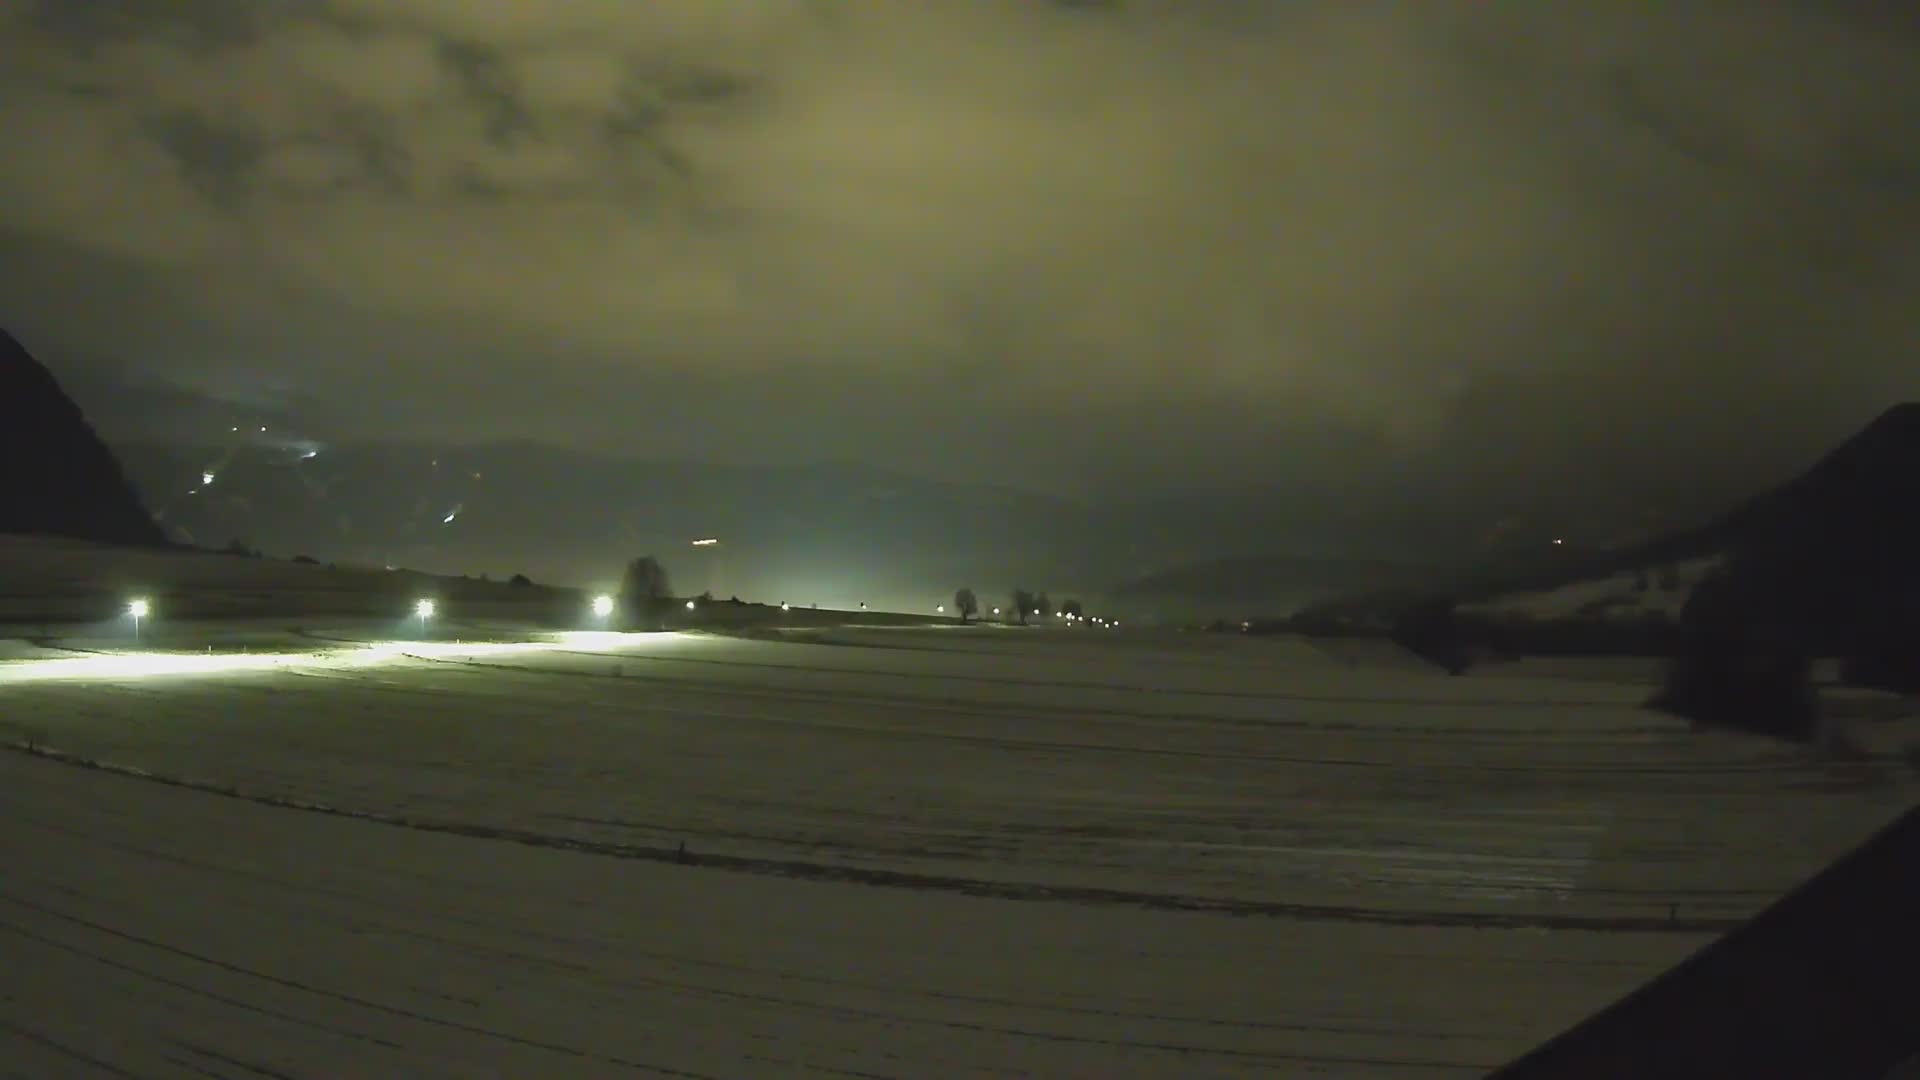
[415,598,435,635]
[128,598,150,643]
[691,537,720,598]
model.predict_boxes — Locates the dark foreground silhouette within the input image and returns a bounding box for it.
[1490,801,1920,1078]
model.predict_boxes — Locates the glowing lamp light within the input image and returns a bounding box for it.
[780,602,790,611]
[591,595,615,617]
[936,604,945,613]
[201,471,216,486]
[128,598,151,619]
[686,599,697,610]
[414,599,436,619]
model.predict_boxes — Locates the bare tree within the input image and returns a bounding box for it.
[619,555,674,629]
[954,587,979,622]
[1010,588,1036,626]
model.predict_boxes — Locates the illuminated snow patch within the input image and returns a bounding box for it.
[0,632,692,684]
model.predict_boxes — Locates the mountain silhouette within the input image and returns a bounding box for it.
[0,327,167,548]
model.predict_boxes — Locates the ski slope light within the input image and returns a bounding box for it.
[591,595,615,617]
[686,599,697,610]
[127,598,151,619]
[415,599,436,619]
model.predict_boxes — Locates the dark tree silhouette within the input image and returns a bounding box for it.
[1010,588,1036,626]
[1036,592,1052,619]
[1649,569,1818,740]
[954,587,979,622]
[1061,598,1085,619]
[619,555,675,629]
[1390,596,1472,675]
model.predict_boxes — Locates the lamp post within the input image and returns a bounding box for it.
[691,537,720,597]
[129,598,150,642]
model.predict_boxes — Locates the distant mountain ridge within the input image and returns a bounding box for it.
[0,327,167,548]
[1295,401,1920,632]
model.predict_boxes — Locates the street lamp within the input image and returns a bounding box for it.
[685,599,697,611]
[591,595,615,618]
[691,537,721,596]
[128,598,150,641]
[415,598,435,634]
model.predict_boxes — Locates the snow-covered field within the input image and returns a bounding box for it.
[4,611,1917,1075]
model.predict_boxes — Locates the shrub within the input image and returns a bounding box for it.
[509,573,533,588]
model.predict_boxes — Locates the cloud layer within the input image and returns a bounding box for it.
[3,0,1918,503]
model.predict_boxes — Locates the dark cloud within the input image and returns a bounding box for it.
[0,0,1916,519]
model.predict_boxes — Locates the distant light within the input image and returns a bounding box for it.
[415,599,435,618]
[1552,538,1565,545]
[128,598,151,619]
[301,449,318,460]
[201,471,216,486]
[230,426,239,433]
[780,602,790,611]
[936,604,945,613]
[691,538,719,547]
[686,599,697,610]
[859,602,867,610]
[1054,611,1063,618]
[591,595,615,617]
[260,426,268,433]
[992,607,1001,615]
[442,510,458,524]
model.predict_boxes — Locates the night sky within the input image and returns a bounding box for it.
[2,1,1918,507]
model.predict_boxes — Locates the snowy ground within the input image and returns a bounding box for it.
[1459,556,1724,624]
[3,617,1917,1076]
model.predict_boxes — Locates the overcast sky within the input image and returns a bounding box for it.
[3,0,1917,506]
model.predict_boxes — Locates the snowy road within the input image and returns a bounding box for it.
[2,623,1913,1075]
